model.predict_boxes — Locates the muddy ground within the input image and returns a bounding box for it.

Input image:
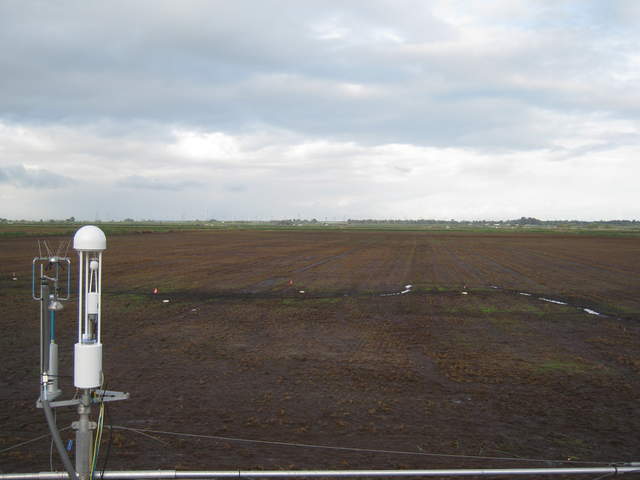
[1,230,640,473]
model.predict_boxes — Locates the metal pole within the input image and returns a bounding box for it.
[2,466,640,480]
[41,282,50,374]
[72,391,94,480]
[97,252,102,344]
[78,251,83,344]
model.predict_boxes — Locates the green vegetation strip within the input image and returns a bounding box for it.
[2,221,640,237]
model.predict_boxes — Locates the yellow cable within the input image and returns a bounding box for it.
[90,401,105,476]
[93,404,104,474]
[91,375,107,476]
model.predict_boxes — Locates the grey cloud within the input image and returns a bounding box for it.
[2,1,636,150]
[549,132,640,160]
[0,165,75,188]
[224,184,247,193]
[0,1,639,222]
[117,175,203,191]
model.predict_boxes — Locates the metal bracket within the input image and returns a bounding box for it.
[32,257,71,301]
[71,420,97,430]
[36,390,130,409]
[36,397,81,409]
[93,389,130,403]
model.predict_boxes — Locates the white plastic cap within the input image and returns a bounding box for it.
[73,225,107,251]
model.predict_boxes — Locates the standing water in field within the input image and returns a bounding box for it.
[381,284,413,296]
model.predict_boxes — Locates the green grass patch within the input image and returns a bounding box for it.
[535,360,589,374]
[312,297,343,304]
[479,305,498,314]
[429,285,449,292]
[519,303,543,314]
[443,302,543,317]
[111,292,149,304]
[281,297,342,306]
[105,292,167,315]
[489,316,521,329]
[489,303,543,315]
[4,221,639,237]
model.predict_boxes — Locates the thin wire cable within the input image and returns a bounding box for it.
[91,401,105,475]
[91,381,109,477]
[62,239,71,259]
[100,403,114,479]
[110,426,611,466]
[109,426,169,445]
[0,427,72,455]
[56,239,70,258]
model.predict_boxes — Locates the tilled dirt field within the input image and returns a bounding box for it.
[1,230,640,473]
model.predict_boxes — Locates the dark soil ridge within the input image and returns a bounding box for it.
[104,284,638,321]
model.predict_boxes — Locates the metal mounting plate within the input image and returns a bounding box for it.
[36,390,130,409]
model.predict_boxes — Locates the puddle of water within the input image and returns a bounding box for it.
[480,285,608,318]
[381,284,413,296]
[380,284,609,319]
[539,297,568,305]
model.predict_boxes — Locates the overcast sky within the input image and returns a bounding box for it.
[0,0,638,221]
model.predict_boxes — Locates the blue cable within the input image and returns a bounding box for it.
[50,310,56,342]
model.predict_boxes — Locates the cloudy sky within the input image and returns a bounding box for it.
[1,0,638,221]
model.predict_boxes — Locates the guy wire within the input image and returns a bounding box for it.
[109,426,611,466]
[0,427,72,455]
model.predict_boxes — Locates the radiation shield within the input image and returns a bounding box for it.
[73,225,106,390]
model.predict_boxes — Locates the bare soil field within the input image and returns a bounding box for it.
[2,229,640,473]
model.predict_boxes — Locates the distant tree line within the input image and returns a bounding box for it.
[346,217,640,226]
[1,217,638,226]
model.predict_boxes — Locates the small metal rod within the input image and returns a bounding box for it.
[50,310,56,342]
[84,254,89,341]
[78,251,83,342]
[38,264,45,374]
[1,466,640,480]
[97,252,102,343]
[41,283,50,374]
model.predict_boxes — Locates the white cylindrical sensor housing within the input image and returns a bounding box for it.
[47,342,61,400]
[74,342,102,388]
[87,292,99,315]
